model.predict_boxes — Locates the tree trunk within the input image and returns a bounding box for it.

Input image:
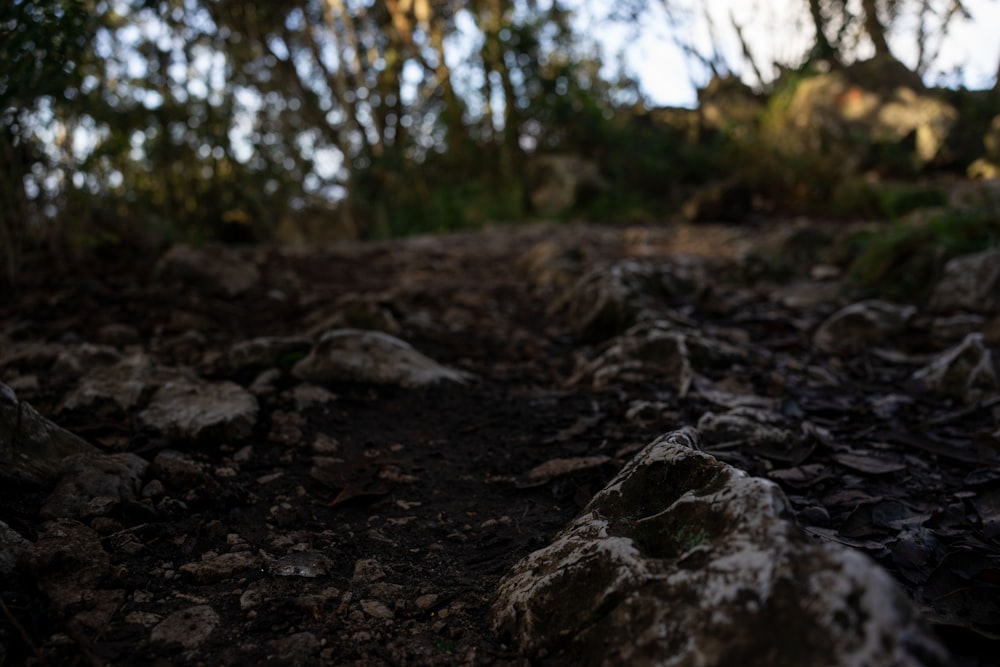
[861,0,892,57]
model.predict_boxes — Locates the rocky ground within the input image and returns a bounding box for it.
[1,220,999,665]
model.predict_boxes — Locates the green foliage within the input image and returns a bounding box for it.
[846,211,1000,301]
[832,180,948,219]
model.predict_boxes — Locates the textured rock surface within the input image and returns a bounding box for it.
[930,247,1000,313]
[40,451,149,520]
[0,382,97,485]
[292,329,472,388]
[492,428,948,666]
[137,377,259,441]
[813,300,916,353]
[549,260,693,340]
[913,333,999,403]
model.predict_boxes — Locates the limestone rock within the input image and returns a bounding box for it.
[158,243,261,298]
[41,452,149,520]
[292,329,471,388]
[571,320,749,396]
[929,247,1000,313]
[137,377,258,441]
[60,353,165,412]
[492,428,948,666]
[549,260,692,341]
[813,300,916,354]
[0,382,97,485]
[912,333,998,404]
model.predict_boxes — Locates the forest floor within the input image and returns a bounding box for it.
[1,220,998,665]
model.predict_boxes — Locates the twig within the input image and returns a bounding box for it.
[0,592,41,661]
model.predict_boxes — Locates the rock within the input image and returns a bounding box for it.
[158,243,261,298]
[41,452,149,520]
[929,247,1000,313]
[549,260,692,341]
[573,326,692,396]
[307,294,402,337]
[813,300,916,354]
[292,329,471,388]
[492,428,949,666]
[150,605,220,648]
[492,429,948,666]
[912,333,999,404]
[763,57,957,171]
[151,449,219,495]
[219,336,313,375]
[138,377,258,441]
[20,519,112,610]
[59,352,165,412]
[0,382,97,485]
[269,632,321,663]
[571,320,749,396]
[0,520,30,574]
[179,551,261,584]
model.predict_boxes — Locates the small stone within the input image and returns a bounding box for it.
[352,558,385,584]
[179,551,260,584]
[361,599,394,620]
[150,605,220,648]
[269,632,321,662]
[414,593,438,611]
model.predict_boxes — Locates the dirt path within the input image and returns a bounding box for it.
[1,222,997,665]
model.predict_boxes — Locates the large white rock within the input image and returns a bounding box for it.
[292,329,471,388]
[492,428,948,666]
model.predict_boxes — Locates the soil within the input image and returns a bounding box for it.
[1,221,998,666]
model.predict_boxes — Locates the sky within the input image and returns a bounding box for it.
[597,0,1000,107]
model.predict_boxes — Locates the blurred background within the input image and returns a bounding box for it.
[2,0,999,282]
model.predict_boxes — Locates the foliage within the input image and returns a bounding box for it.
[0,0,95,281]
[846,210,1000,300]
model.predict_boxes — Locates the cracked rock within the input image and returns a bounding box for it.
[492,428,948,666]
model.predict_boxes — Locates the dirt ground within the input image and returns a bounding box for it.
[1,221,998,665]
